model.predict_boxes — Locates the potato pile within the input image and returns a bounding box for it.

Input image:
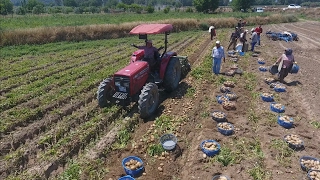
[220,86,231,93]
[223,81,235,87]
[258,58,265,63]
[212,112,225,119]
[225,93,237,100]
[226,70,235,76]
[218,122,233,130]
[301,158,320,170]
[217,176,228,180]
[309,170,320,180]
[218,96,229,103]
[279,115,292,123]
[125,159,143,170]
[272,103,283,110]
[203,142,218,151]
[259,66,266,69]
[222,101,236,110]
[262,93,273,98]
[264,77,275,83]
[274,84,285,89]
[285,134,302,145]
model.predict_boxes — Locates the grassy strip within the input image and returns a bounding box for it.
[1,12,273,30]
[0,14,298,46]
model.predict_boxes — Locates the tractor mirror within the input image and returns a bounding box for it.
[139,34,147,40]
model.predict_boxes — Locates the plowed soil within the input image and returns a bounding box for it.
[1,21,320,180]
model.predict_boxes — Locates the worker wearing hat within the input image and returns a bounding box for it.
[273,48,296,83]
[132,40,163,82]
[211,41,226,75]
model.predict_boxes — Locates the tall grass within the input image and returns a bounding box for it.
[0,13,298,46]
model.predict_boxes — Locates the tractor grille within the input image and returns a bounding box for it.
[114,76,130,93]
[113,92,128,99]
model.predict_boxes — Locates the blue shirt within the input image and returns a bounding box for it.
[212,46,225,59]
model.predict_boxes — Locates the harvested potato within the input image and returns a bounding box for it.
[222,101,236,110]
[309,170,320,180]
[285,134,302,145]
[218,122,233,130]
[274,84,285,89]
[212,112,225,119]
[225,93,237,100]
[272,103,283,109]
[217,176,228,180]
[270,82,278,88]
[264,77,275,83]
[225,70,235,76]
[262,93,273,98]
[203,142,218,151]
[301,158,320,170]
[218,96,229,103]
[220,86,231,93]
[279,115,292,123]
[125,159,143,170]
[223,81,235,87]
[259,66,267,69]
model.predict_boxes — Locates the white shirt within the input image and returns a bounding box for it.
[212,46,225,59]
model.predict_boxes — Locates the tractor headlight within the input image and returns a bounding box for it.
[115,82,121,86]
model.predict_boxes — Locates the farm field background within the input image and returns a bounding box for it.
[1,13,320,180]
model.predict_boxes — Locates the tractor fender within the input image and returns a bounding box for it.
[159,51,177,79]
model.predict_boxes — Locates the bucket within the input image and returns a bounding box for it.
[160,134,177,150]
[118,175,135,180]
[239,52,245,56]
[290,64,299,74]
[269,65,279,75]
[121,156,144,177]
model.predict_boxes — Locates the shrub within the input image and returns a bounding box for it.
[199,23,209,31]
[15,6,26,15]
[102,6,109,13]
[73,7,83,14]
[186,7,193,12]
[163,6,170,13]
[146,5,154,13]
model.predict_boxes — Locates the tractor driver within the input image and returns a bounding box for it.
[131,40,163,81]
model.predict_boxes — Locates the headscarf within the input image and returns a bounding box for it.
[285,48,293,55]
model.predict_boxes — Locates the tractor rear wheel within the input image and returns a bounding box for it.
[138,83,159,119]
[97,78,114,108]
[163,57,181,92]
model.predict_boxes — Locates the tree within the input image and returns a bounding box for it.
[26,0,44,12]
[193,0,219,13]
[0,0,13,15]
[122,0,134,5]
[231,0,252,12]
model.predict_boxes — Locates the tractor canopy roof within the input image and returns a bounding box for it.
[129,24,173,35]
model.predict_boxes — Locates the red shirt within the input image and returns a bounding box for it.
[255,27,263,35]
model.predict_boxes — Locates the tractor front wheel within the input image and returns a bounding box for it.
[163,57,182,92]
[97,78,114,108]
[138,83,159,119]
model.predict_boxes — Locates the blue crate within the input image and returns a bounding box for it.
[200,140,220,157]
[270,102,285,113]
[260,93,274,102]
[277,115,293,129]
[216,95,229,104]
[283,134,304,150]
[122,156,144,177]
[217,122,234,136]
[308,170,320,180]
[300,156,320,171]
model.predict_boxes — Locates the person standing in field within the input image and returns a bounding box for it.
[250,28,258,52]
[209,26,216,40]
[239,29,248,52]
[211,41,225,75]
[255,25,263,45]
[227,27,240,50]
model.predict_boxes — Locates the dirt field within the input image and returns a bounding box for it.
[105,21,320,180]
[1,20,320,180]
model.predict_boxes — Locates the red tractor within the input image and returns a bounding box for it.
[97,24,190,118]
